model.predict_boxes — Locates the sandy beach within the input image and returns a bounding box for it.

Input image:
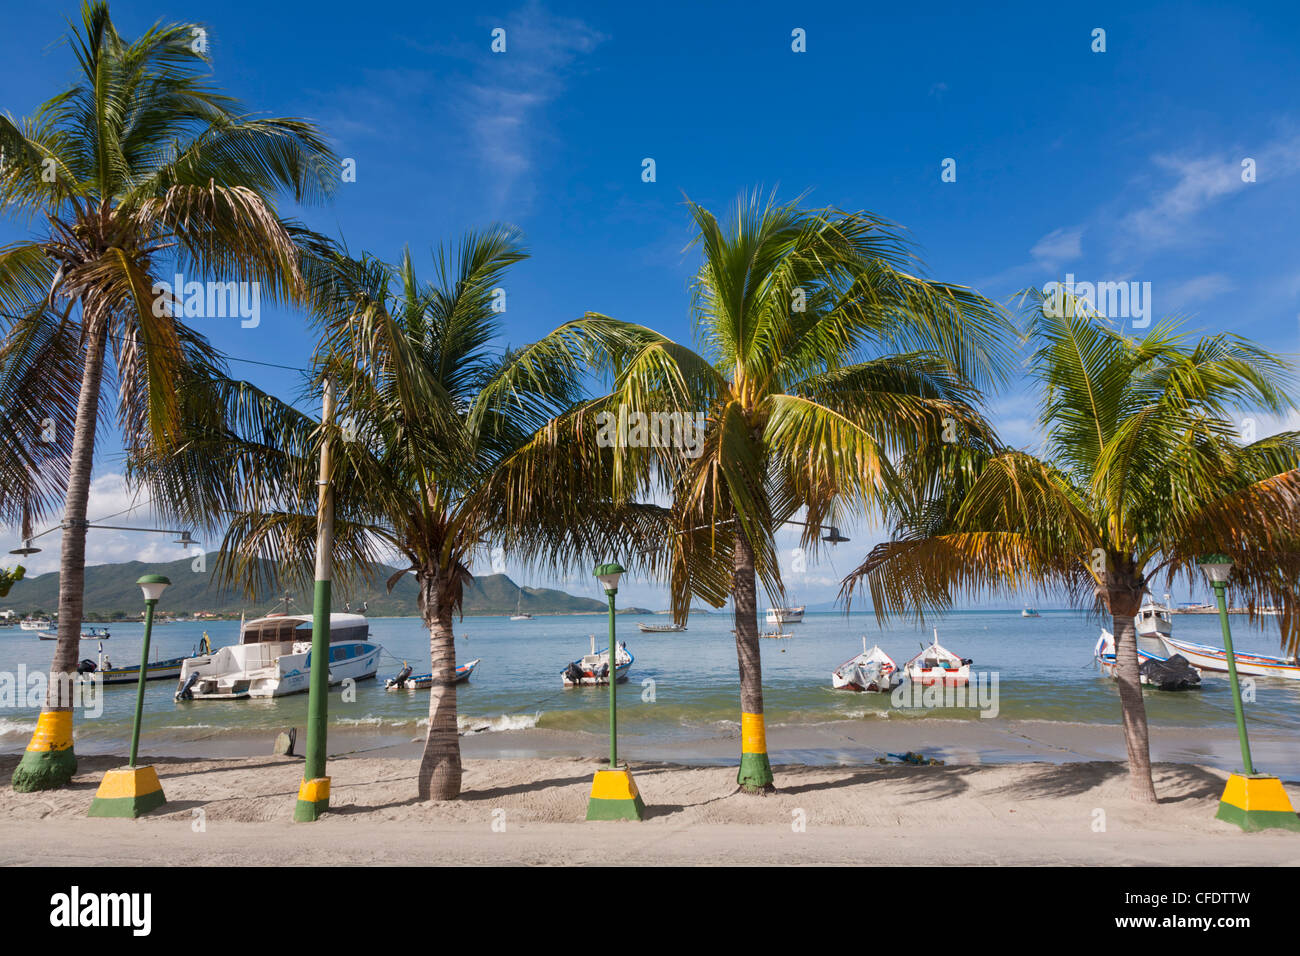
[3,743,1298,866]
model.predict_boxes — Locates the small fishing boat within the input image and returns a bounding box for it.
[904,630,972,686]
[174,612,382,700]
[76,642,186,685]
[1161,636,1300,681]
[638,622,686,633]
[38,625,111,641]
[766,605,805,625]
[562,636,632,686]
[1094,630,1201,690]
[1021,606,1040,618]
[832,638,902,692]
[760,629,793,639]
[386,658,480,690]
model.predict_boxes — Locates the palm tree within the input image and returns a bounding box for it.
[841,292,1300,802]
[476,191,1013,792]
[0,1,336,791]
[184,229,662,800]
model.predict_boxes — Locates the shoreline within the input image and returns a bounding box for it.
[11,718,1299,780]
[2,750,1297,865]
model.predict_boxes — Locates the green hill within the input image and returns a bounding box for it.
[0,553,650,619]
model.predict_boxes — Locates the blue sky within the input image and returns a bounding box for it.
[3,0,1299,610]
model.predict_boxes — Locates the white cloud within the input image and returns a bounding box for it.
[1116,134,1300,261]
[1160,273,1236,314]
[454,2,606,209]
[1030,226,1083,267]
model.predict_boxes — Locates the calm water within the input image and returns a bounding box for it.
[1,610,1298,754]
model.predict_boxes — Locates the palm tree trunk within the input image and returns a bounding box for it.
[733,528,774,792]
[416,568,462,800]
[1107,580,1158,803]
[11,312,107,792]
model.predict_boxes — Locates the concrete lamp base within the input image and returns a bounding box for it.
[87,766,166,818]
[294,776,330,822]
[1216,773,1300,832]
[586,767,645,821]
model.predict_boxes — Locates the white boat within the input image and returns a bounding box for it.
[174,612,381,700]
[766,605,805,625]
[561,636,632,686]
[760,629,792,639]
[37,625,111,641]
[1161,636,1300,681]
[20,616,52,631]
[904,630,971,686]
[832,638,902,692]
[638,622,685,633]
[1021,606,1040,618]
[1094,630,1201,690]
[1111,595,1300,681]
[510,593,533,621]
[1135,598,1173,639]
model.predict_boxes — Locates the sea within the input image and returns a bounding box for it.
[1,609,1297,763]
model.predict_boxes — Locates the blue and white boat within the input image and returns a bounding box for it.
[385,658,480,690]
[562,636,632,687]
[175,612,382,699]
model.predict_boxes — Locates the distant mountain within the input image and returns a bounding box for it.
[0,553,651,619]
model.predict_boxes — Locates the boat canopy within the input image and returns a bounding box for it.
[241,613,370,645]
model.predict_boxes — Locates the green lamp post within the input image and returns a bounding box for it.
[1198,554,1300,831]
[88,574,170,817]
[296,376,336,822]
[586,561,644,821]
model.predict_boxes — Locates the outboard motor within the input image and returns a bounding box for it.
[175,672,200,701]
[1139,654,1202,691]
[388,663,413,689]
[77,659,97,674]
[563,662,585,684]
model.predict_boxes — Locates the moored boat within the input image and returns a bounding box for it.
[904,630,971,686]
[1021,605,1040,618]
[638,622,686,633]
[832,638,902,692]
[174,612,382,700]
[20,616,52,631]
[1161,636,1300,681]
[76,642,186,684]
[1093,630,1201,690]
[38,625,111,641]
[561,636,632,686]
[510,594,533,621]
[759,629,792,639]
[1135,598,1173,640]
[766,605,805,625]
[386,658,480,690]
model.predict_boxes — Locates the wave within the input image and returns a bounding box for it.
[0,718,36,738]
[457,711,541,734]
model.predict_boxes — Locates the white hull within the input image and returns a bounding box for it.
[19,620,51,631]
[832,643,902,692]
[562,641,633,686]
[904,632,971,686]
[1161,636,1300,681]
